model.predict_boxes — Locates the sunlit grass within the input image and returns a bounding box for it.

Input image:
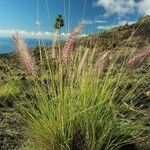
[0,81,20,97]
[15,43,149,150]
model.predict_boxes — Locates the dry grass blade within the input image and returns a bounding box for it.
[78,48,89,73]
[90,47,97,62]
[94,51,111,74]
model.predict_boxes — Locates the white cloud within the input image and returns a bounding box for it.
[94,0,150,16]
[136,0,150,15]
[97,25,116,30]
[94,20,106,23]
[97,19,135,30]
[0,29,87,39]
[94,0,135,15]
[0,29,55,39]
[35,21,40,26]
[83,19,93,25]
[83,19,106,25]
[118,20,136,25]
[80,33,88,37]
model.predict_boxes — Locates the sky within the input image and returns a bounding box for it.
[0,0,150,39]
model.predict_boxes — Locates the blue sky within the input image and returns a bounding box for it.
[0,0,149,39]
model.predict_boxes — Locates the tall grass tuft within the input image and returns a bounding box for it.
[10,23,150,150]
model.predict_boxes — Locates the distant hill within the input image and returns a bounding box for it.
[78,15,150,51]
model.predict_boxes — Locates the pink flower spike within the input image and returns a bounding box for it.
[127,49,150,68]
[62,21,84,66]
[13,32,37,75]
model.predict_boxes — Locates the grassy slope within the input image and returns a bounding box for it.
[79,16,150,51]
[0,57,24,149]
[0,16,150,149]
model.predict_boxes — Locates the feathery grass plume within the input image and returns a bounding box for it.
[94,51,111,74]
[52,32,59,58]
[13,32,37,75]
[78,48,89,73]
[127,49,150,68]
[62,21,84,66]
[90,47,97,62]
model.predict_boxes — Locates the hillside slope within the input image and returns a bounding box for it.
[79,15,150,51]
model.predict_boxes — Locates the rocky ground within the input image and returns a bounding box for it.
[0,97,24,150]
